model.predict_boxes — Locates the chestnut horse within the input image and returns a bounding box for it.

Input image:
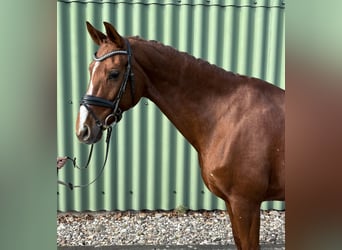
[76,21,285,249]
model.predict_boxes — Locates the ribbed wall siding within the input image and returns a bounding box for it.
[57,0,285,212]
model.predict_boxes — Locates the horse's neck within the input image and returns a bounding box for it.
[134,39,238,152]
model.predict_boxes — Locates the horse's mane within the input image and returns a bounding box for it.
[129,36,238,79]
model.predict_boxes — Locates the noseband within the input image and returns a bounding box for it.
[80,39,135,129]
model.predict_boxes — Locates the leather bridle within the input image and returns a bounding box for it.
[81,39,135,129]
[58,39,134,190]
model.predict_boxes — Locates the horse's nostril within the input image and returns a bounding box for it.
[79,124,90,141]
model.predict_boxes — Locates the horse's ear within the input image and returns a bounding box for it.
[103,22,125,48]
[86,21,106,46]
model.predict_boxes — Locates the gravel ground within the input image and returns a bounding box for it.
[57,210,285,247]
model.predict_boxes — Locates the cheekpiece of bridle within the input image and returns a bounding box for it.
[81,39,135,129]
[58,39,135,190]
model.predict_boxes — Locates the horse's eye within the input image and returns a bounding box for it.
[108,71,120,80]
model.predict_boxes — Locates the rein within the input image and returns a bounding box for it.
[57,127,112,190]
[58,39,134,190]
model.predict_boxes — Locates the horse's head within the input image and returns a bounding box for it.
[76,22,141,144]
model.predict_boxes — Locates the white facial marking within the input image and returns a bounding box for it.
[88,61,100,94]
[78,105,89,132]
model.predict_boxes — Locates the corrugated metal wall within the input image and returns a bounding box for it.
[57,0,285,212]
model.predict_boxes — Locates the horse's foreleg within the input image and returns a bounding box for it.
[226,201,242,249]
[226,197,261,250]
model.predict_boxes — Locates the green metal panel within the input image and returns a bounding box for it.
[57,0,285,211]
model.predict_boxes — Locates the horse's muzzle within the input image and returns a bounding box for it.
[76,118,103,144]
[77,124,91,142]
